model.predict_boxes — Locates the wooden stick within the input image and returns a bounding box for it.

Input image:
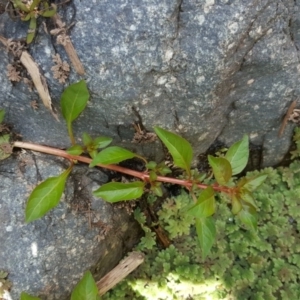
[51,14,85,75]
[20,51,58,120]
[0,35,58,120]
[278,100,297,137]
[96,251,145,296]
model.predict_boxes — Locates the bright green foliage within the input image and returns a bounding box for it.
[225,135,249,175]
[237,203,257,231]
[61,80,89,144]
[102,159,300,300]
[71,271,100,300]
[0,109,4,123]
[67,135,113,157]
[154,127,193,176]
[146,161,172,176]
[195,216,216,259]
[93,182,145,202]
[187,186,215,218]
[208,155,232,185]
[238,174,268,192]
[146,161,171,196]
[20,292,41,300]
[134,208,157,250]
[90,146,137,166]
[82,133,112,158]
[67,144,84,155]
[157,193,194,239]
[25,167,72,222]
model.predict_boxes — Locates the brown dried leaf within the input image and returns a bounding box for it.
[20,51,58,120]
[51,53,70,84]
[7,64,21,82]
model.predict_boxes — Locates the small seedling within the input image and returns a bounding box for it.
[10,0,57,44]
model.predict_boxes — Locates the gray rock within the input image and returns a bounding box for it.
[0,0,300,298]
[0,153,141,299]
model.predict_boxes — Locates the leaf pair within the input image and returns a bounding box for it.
[89,143,146,203]
[233,174,268,230]
[92,126,192,203]
[67,133,112,158]
[208,135,249,186]
[25,81,89,223]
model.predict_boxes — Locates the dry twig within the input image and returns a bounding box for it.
[96,251,145,296]
[50,14,85,75]
[0,35,58,119]
[278,100,297,137]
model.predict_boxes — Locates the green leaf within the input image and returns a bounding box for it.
[208,156,232,185]
[0,109,5,123]
[231,195,242,214]
[240,191,258,210]
[83,132,93,146]
[71,271,98,300]
[238,174,268,192]
[20,292,41,300]
[0,134,12,161]
[26,16,36,44]
[160,166,172,175]
[152,185,163,197]
[67,145,84,155]
[13,0,30,12]
[195,217,216,259]
[93,181,145,202]
[154,127,193,175]
[61,80,89,123]
[225,135,249,175]
[25,167,72,222]
[188,187,215,217]
[40,4,57,17]
[90,146,136,167]
[238,204,257,231]
[29,0,40,10]
[22,13,31,21]
[146,161,157,169]
[61,80,89,143]
[93,136,113,149]
[149,171,157,181]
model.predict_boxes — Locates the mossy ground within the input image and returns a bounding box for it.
[103,133,300,300]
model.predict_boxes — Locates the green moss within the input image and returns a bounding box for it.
[103,129,300,300]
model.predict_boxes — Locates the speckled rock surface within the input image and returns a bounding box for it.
[0,0,300,298]
[0,153,141,299]
[0,0,298,164]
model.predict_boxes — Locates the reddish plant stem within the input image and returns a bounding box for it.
[13,141,231,193]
